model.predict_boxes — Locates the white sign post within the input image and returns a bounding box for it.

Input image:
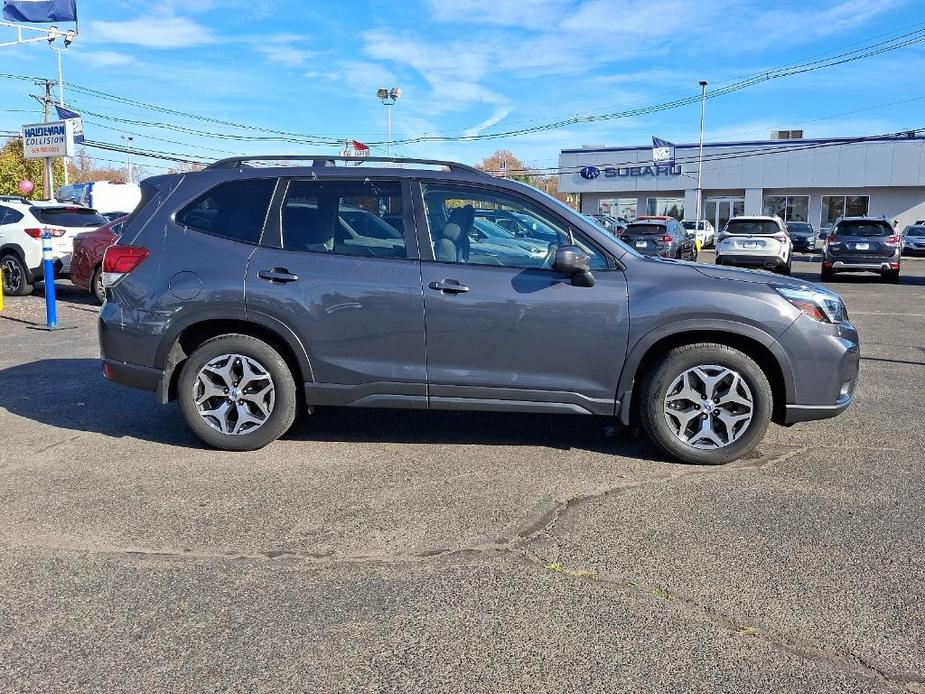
[22,119,77,159]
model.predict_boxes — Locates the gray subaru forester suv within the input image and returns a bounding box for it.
[99,156,859,465]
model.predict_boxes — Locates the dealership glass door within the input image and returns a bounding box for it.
[705,198,745,232]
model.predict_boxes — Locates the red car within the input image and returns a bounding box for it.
[70,216,127,303]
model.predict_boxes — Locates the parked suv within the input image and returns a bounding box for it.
[901,225,925,255]
[715,215,792,274]
[620,217,696,260]
[0,201,109,295]
[99,155,859,465]
[821,217,901,283]
[681,219,715,248]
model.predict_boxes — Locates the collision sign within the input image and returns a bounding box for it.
[21,120,77,159]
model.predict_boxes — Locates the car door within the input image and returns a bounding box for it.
[414,180,629,415]
[245,177,427,407]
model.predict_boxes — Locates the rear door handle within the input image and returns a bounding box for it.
[258,268,299,284]
[429,279,470,294]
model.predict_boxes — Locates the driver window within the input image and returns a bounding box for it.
[421,184,608,270]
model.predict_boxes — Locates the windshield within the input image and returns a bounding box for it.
[904,227,925,237]
[725,220,779,235]
[836,221,892,237]
[786,223,813,235]
[30,206,108,228]
[625,223,667,236]
[681,221,701,230]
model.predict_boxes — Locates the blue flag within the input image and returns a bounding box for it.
[55,104,83,143]
[652,136,675,165]
[3,0,77,23]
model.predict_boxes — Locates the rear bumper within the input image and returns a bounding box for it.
[827,260,896,272]
[716,254,786,270]
[101,358,162,393]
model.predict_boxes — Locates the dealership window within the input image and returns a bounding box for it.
[821,195,869,228]
[763,195,809,223]
[598,198,637,221]
[646,197,684,219]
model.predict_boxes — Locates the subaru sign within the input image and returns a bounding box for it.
[579,166,601,180]
[579,164,682,179]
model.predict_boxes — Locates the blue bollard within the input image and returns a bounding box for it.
[41,227,57,329]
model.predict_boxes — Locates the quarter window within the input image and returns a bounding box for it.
[178,178,276,244]
[280,180,407,259]
[422,184,608,270]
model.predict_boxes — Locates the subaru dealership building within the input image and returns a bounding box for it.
[558,133,925,231]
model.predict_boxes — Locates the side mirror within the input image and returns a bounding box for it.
[554,245,595,287]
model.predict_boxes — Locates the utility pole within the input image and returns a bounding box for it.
[31,80,55,200]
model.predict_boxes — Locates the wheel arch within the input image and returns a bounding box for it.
[617,321,795,426]
[155,312,313,404]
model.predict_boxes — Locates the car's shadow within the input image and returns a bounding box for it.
[0,357,669,461]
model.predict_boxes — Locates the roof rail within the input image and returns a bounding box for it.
[204,154,486,176]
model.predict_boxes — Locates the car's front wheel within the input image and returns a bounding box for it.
[639,343,773,465]
[178,334,297,451]
[0,253,33,296]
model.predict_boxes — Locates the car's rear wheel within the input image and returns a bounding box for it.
[178,334,297,451]
[91,266,106,304]
[821,267,834,282]
[639,343,772,465]
[0,253,33,296]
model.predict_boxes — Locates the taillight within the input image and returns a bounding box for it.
[826,234,839,245]
[102,245,148,287]
[24,228,65,238]
[661,235,673,243]
[773,233,787,243]
[885,235,901,247]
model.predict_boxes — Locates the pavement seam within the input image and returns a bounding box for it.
[520,551,925,693]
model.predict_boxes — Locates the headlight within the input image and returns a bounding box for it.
[773,285,847,323]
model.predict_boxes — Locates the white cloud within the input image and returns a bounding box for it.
[424,0,567,28]
[75,50,136,67]
[463,107,513,137]
[253,35,317,67]
[88,14,217,48]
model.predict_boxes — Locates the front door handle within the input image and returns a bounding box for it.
[429,279,470,294]
[258,268,299,284]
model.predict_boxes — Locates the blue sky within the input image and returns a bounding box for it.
[2,0,925,174]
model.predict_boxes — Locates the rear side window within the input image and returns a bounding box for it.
[30,207,107,228]
[280,180,407,259]
[178,178,276,244]
[625,223,667,235]
[0,206,23,225]
[725,220,779,235]
[835,221,892,237]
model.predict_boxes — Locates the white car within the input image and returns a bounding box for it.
[681,219,715,247]
[0,200,109,296]
[715,215,793,275]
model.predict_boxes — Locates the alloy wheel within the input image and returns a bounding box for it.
[663,365,754,449]
[1,257,23,294]
[193,353,276,436]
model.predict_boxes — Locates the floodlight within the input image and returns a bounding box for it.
[377,88,389,99]
[389,87,401,100]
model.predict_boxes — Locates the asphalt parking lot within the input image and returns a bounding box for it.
[1,252,923,693]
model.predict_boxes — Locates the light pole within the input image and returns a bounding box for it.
[122,136,134,183]
[377,87,401,157]
[48,27,74,185]
[695,80,707,232]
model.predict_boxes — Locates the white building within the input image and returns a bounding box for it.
[558,133,925,231]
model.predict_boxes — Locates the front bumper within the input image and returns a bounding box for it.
[779,315,860,425]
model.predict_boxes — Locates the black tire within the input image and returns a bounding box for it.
[91,266,106,305]
[821,267,834,282]
[177,334,297,451]
[638,343,773,465]
[883,269,900,284]
[0,253,33,296]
